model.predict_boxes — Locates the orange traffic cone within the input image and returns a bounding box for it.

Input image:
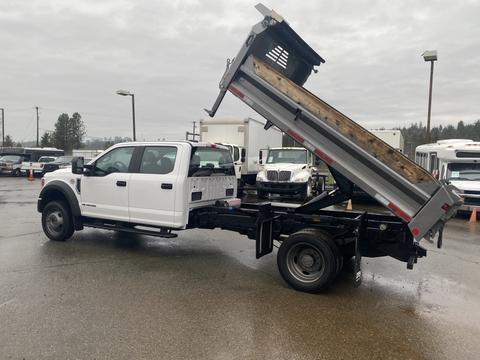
[346,199,353,210]
[28,169,34,182]
[469,208,477,223]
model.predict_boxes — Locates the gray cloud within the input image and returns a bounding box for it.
[1,0,479,142]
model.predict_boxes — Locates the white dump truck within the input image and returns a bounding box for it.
[199,117,282,185]
[38,4,461,293]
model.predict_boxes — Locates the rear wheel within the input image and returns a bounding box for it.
[41,200,74,241]
[13,168,21,177]
[277,229,340,293]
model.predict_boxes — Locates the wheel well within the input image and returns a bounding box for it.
[39,189,68,212]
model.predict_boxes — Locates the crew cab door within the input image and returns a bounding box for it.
[128,146,178,227]
[80,146,135,221]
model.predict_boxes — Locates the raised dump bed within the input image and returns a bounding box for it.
[206,3,461,240]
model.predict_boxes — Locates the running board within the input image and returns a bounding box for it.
[84,221,178,238]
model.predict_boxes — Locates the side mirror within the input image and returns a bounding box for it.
[241,148,246,163]
[71,157,85,175]
[258,150,263,165]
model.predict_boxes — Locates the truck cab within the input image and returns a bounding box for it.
[215,143,245,181]
[256,147,321,199]
[38,141,237,241]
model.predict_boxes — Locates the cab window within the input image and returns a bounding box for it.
[188,147,235,177]
[140,146,177,174]
[94,147,134,175]
[233,147,240,162]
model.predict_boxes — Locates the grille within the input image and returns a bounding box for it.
[266,45,289,69]
[267,170,278,181]
[464,190,480,195]
[464,197,480,206]
[266,170,291,182]
[278,171,292,181]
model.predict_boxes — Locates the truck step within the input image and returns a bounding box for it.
[84,222,178,238]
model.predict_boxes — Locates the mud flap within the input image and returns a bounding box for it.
[255,204,279,258]
[353,213,366,287]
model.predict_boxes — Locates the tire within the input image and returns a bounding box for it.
[13,168,21,177]
[300,181,313,201]
[41,200,74,241]
[277,229,339,293]
[257,189,268,199]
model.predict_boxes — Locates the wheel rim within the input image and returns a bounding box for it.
[286,242,325,283]
[46,208,64,235]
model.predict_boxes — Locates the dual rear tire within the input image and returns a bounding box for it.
[277,228,343,293]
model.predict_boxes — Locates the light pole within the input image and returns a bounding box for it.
[116,89,136,141]
[422,50,437,143]
[0,108,4,147]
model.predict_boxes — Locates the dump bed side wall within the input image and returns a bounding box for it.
[252,57,435,187]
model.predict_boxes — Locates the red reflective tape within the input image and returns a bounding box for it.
[387,202,412,222]
[411,227,421,237]
[286,129,304,143]
[314,148,334,165]
[228,85,244,99]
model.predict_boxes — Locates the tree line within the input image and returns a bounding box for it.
[2,112,86,154]
[401,120,480,158]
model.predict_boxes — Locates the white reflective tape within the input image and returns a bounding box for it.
[374,193,389,207]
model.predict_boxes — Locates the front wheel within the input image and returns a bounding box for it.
[13,168,21,177]
[277,229,340,293]
[257,189,268,199]
[41,200,74,241]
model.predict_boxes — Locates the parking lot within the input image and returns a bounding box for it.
[1,176,479,359]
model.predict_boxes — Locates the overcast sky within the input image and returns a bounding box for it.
[1,0,479,143]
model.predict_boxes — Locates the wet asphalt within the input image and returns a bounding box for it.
[0,176,479,360]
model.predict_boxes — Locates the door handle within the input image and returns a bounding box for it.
[161,183,173,190]
[116,180,127,187]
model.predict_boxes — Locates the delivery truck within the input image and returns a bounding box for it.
[199,117,282,185]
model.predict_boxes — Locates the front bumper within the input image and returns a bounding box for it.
[0,167,14,174]
[458,195,480,211]
[257,181,307,195]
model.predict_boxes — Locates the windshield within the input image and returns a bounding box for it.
[0,155,21,162]
[266,149,307,164]
[53,156,74,163]
[38,156,56,163]
[447,163,480,181]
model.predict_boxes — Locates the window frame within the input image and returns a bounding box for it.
[138,146,178,175]
[91,146,136,176]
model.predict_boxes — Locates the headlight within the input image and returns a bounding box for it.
[291,172,310,183]
[257,171,267,181]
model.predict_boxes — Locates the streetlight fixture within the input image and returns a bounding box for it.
[116,89,136,141]
[422,50,437,143]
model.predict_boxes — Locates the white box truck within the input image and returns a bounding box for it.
[371,130,405,152]
[199,117,282,184]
